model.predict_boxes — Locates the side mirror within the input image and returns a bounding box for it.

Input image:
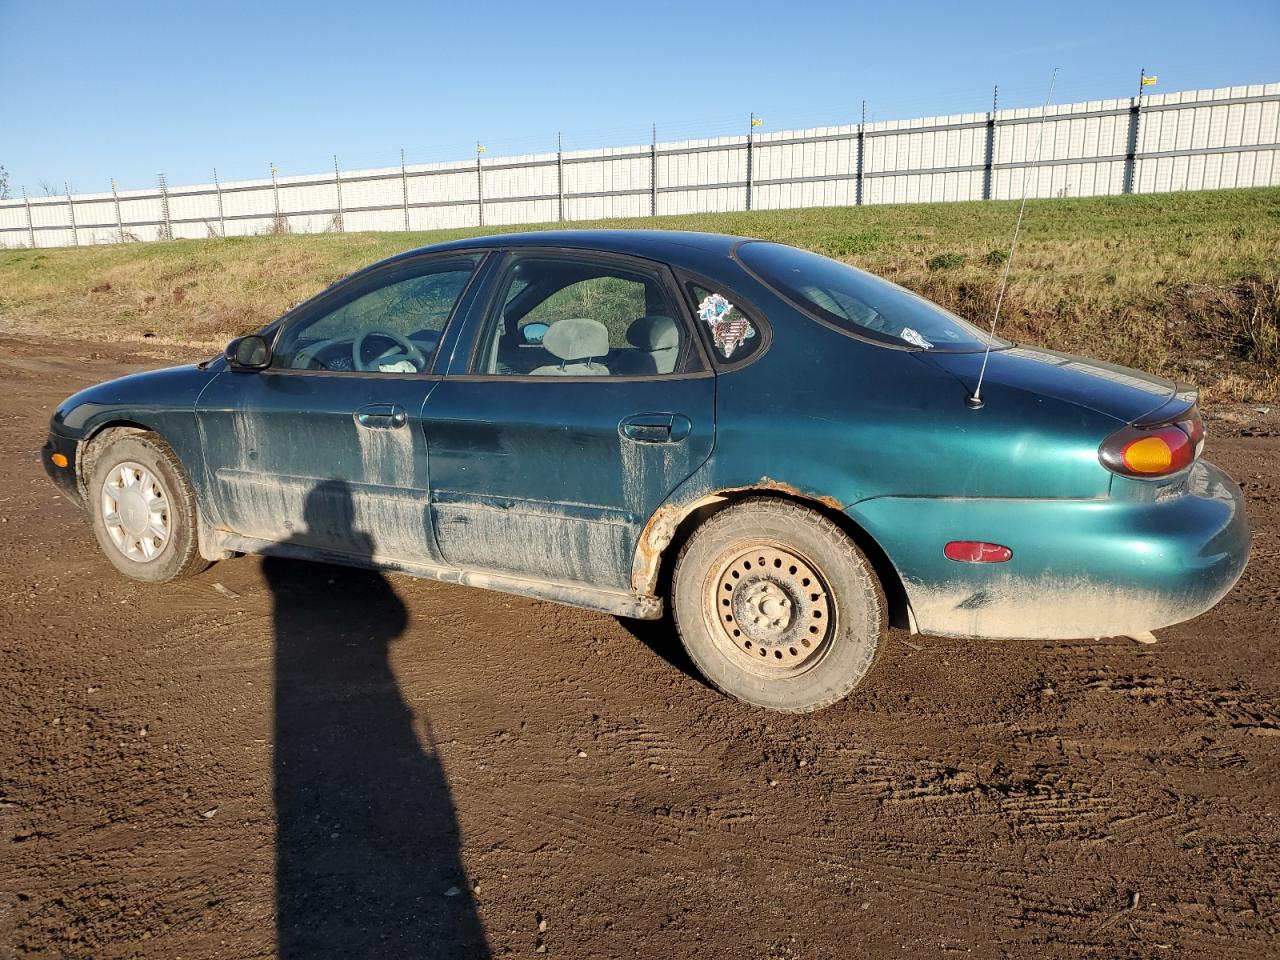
[522,322,549,345]
[226,335,271,370]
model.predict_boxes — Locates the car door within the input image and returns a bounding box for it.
[423,250,716,591]
[195,252,487,563]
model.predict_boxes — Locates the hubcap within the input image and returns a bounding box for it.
[708,544,835,677]
[100,461,170,563]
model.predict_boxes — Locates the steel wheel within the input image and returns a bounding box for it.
[673,498,885,712]
[99,460,171,563]
[704,542,836,678]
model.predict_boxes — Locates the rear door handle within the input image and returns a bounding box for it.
[355,403,408,429]
[620,413,691,444]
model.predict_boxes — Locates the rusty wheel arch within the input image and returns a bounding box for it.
[634,483,912,631]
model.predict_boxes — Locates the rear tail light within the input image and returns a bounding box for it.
[1176,411,1206,454]
[1099,405,1204,479]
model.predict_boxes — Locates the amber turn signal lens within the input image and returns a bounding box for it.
[1121,435,1174,473]
[51,453,69,468]
[944,541,1013,563]
[1119,427,1191,476]
[1099,409,1201,479]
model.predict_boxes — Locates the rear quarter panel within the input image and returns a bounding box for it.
[663,272,1121,510]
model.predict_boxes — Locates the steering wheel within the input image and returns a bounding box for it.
[292,336,345,370]
[352,328,427,372]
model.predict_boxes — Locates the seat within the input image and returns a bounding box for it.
[529,317,610,376]
[625,315,680,375]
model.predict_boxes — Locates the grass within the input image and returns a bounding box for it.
[1,187,1277,401]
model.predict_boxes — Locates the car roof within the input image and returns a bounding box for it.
[385,229,751,265]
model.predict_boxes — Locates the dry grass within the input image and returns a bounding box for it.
[1,187,1276,401]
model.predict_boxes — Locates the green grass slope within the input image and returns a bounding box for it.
[1,187,1276,400]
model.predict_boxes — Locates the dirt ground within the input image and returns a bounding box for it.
[0,336,1276,960]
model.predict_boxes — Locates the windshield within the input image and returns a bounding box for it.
[736,241,1004,352]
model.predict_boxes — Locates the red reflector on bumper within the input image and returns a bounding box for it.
[944,541,1013,563]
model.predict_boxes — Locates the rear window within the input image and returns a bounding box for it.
[736,241,1003,352]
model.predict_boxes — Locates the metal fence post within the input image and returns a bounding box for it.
[855,100,866,206]
[984,86,998,200]
[269,163,281,231]
[1123,68,1145,194]
[213,168,226,237]
[557,132,565,222]
[745,113,755,211]
[22,187,36,248]
[157,174,172,240]
[65,182,79,246]
[650,123,658,217]
[476,142,485,228]
[111,178,125,241]
[333,154,345,232]
[400,149,410,231]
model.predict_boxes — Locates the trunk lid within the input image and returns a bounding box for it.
[923,345,1178,423]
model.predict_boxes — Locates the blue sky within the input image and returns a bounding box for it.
[2,0,1277,194]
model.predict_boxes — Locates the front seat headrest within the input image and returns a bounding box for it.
[542,317,609,362]
[528,317,611,375]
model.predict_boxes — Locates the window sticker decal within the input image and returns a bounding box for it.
[899,326,933,349]
[698,292,755,359]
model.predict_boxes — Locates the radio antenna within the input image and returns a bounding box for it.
[967,67,1059,410]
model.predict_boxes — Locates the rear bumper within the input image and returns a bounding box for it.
[41,431,83,508]
[849,459,1250,640]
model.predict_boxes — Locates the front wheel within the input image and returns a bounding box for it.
[88,431,209,583]
[672,498,885,712]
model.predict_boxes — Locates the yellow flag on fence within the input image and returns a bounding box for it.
[1141,75,1158,86]
[476,144,486,155]
[751,116,763,127]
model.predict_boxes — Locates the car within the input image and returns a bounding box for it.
[41,230,1250,712]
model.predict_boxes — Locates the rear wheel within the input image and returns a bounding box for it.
[672,498,884,712]
[88,432,209,583]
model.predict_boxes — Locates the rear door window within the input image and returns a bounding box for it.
[472,255,704,378]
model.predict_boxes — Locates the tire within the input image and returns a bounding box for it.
[672,498,885,712]
[88,431,209,583]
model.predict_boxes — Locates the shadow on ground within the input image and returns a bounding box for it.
[264,481,489,958]
[615,614,713,691]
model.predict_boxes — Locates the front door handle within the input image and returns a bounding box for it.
[355,403,408,429]
[620,413,691,444]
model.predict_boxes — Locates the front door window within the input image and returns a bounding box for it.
[273,256,481,374]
